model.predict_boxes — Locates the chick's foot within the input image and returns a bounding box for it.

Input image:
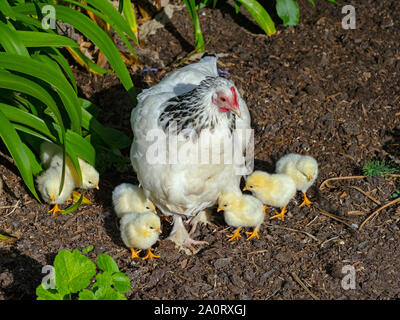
[299,192,312,207]
[270,205,287,221]
[226,227,242,242]
[130,248,142,259]
[142,248,160,260]
[167,216,209,255]
[48,204,63,216]
[246,228,259,240]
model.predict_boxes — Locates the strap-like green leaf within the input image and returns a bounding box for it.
[16,31,80,48]
[121,0,137,39]
[14,3,136,101]
[0,109,39,200]
[0,53,81,134]
[0,0,16,20]
[0,21,29,56]
[235,0,276,35]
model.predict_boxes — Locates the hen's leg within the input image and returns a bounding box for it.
[188,210,214,235]
[167,216,208,255]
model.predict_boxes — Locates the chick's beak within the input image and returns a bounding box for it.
[94,183,99,190]
[155,227,162,233]
[243,186,249,191]
[217,207,224,213]
[307,175,313,182]
[51,195,55,202]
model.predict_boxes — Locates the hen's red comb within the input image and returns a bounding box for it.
[230,86,238,107]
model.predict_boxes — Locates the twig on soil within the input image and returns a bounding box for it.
[344,185,381,205]
[316,206,358,230]
[265,224,319,242]
[291,272,320,300]
[320,174,400,190]
[359,197,400,230]
[247,249,268,256]
[4,200,21,217]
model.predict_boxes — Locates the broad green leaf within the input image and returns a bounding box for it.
[0,21,29,56]
[276,0,300,27]
[0,109,39,200]
[111,272,131,293]
[36,284,65,300]
[97,254,119,273]
[78,289,95,300]
[235,0,276,35]
[16,31,80,48]
[81,245,94,254]
[94,271,113,289]
[54,249,96,294]
[93,286,126,300]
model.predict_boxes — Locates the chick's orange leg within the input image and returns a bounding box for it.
[246,228,259,240]
[130,248,142,259]
[48,204,63,216]
[226,227,241,242]
[270,205,287,221]
[263,205,268,214]
[142,248,160,260]
[299,192,312,207]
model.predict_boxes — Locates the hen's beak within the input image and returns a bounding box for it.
[217,207,224,213]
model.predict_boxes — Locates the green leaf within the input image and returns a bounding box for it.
[54,249,96,295]
[0,0,16,20]
[93,286,126,300]
[111,272,131,293]
[183,0,205,52]
[121,0,138,39]
[276,0,300,27]
[235,0,276,35]
[36,284,65,300]
[81,245,94,254]
[78,289,95,300]
[13,3,136,101]
[94,271,113,289]
[16,31,80,48]
[0,109,39,200]
[97,254,119,273]
[0,21,29,56]
[308,0,315,6]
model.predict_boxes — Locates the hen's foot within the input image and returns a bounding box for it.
[226,227,241,242]
[270,206,287,221]
[246,228,259,240]
[48,204,63,216]
[188,210,214,235]
[299,192,312,207]
[142,248,159,260]
[167,216,209,255]
[130,248,142,259]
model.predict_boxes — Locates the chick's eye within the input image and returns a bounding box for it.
[224,204,227,207]
[146,206,150,209]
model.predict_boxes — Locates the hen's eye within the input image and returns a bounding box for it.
[220,97,226,102]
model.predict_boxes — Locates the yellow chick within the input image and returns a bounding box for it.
[275,154,318,207]
[243,171,296,221]
[41,141,99,190]
[217,192,265,241]
[120,211,162,260]
[36,166,75,215]
[112,183,157,218]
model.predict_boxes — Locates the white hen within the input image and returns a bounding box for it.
[130,54,251,254]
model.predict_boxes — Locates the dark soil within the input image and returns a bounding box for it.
[1,0,400,300]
